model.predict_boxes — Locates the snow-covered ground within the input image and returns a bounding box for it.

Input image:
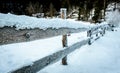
[1,26,120,73]
[0,12,106,73]
[0,32,86,73]
[38,27,120,73]
[0,31,87,73]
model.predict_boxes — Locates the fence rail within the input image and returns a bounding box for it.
[0,26,88,45]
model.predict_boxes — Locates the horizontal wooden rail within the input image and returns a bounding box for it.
[10,38,90,73]
[87,25,107,45]
[0,26,88,45]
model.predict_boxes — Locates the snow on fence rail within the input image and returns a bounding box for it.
[0,27,88,45]
[10,24,108,73]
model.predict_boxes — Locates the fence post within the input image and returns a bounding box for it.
[87,30,92,45]
[103,28,105,35]
[62,35,68,65]
[60,8,68,65]
[101,27,105,36]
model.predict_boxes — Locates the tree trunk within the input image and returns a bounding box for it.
[103,0,106,21]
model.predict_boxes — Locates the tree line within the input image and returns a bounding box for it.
[0,0,119,22]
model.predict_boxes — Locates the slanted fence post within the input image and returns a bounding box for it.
[61,8,68,65]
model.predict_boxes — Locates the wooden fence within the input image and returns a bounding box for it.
[9,24,109,73]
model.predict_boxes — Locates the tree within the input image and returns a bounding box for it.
[0,0,117,19]
[49,3,55,17]
[26,2,43,16]
[92,0,104,23]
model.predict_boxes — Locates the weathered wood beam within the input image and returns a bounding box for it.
[0,26,88,45]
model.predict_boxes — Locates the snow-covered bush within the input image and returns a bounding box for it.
[105,3,120,27]
[106,10,120,27]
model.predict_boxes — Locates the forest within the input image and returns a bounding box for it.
[0,0,119,22]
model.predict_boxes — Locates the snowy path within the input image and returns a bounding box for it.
[38,27,120,73]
